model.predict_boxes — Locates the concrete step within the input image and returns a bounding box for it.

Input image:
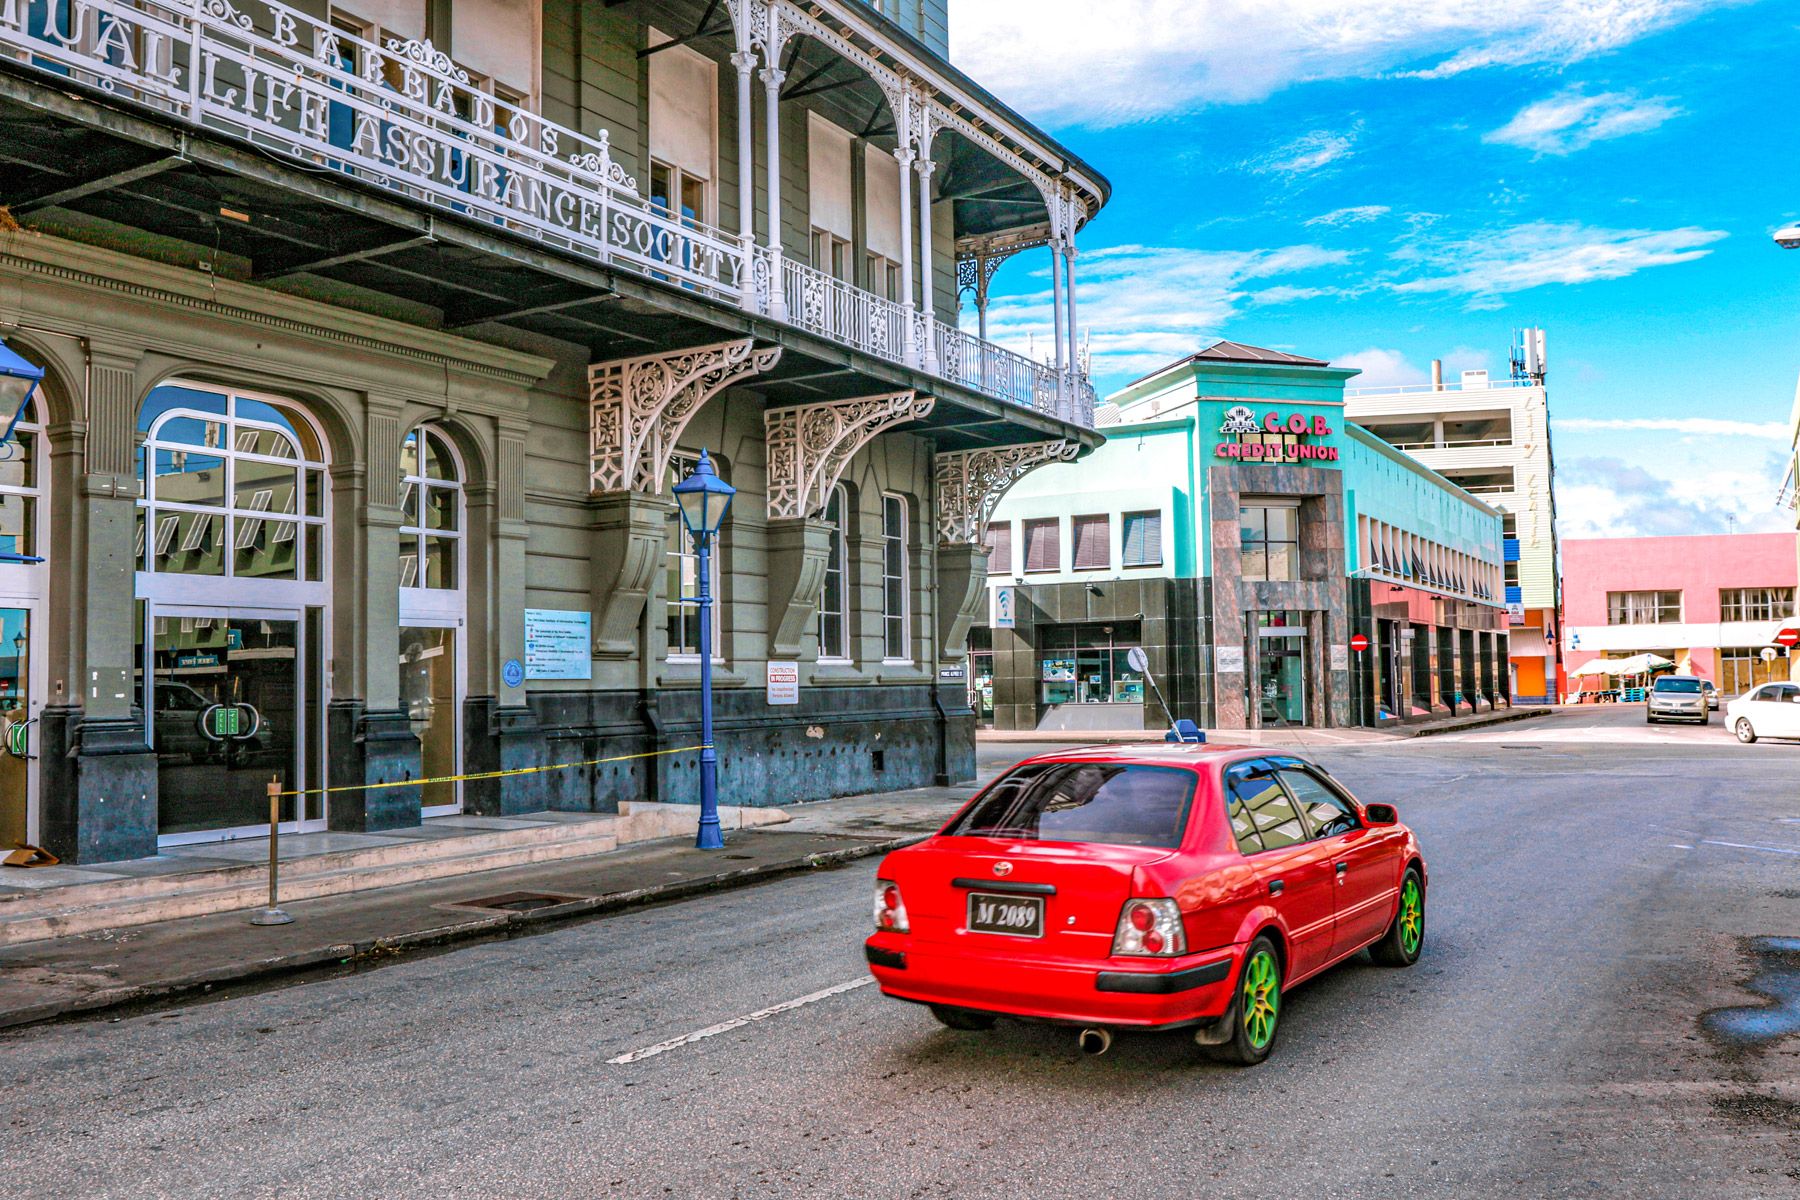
[0,816,622,947]
[0,803,792,948]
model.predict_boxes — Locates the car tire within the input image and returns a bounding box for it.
[1735,718,1757,744]
[929,1004,996,1031]
[1209,935,1283,1066]
[1370,867,1425,968]
[1645,714,1656,724]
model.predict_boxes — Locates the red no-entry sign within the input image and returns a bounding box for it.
[1349,634,1370,653]
[1774,627,1800,649]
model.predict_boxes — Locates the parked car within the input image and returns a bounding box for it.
[1702,681,1719,710]
[864,745,1426,1066]
[1646,675,1708,725]
[1726,682,1800,743]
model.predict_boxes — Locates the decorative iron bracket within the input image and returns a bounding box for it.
[934,441,1081,544]
[589,339,782,494]
[765,391,936,520]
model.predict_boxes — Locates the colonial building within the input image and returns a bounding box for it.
[971,343,1508,733]
[1344,330,1559,703]
[0,0,1107,862]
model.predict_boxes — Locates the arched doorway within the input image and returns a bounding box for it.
[0,397,47,849]
[397,425,465,816]
[134,383,330,843]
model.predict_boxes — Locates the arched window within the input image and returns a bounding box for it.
[818,485,849,661]
[398,427,462,591]
[136,386,327,580]
[0,397,44,563]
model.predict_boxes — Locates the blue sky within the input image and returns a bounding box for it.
[954,0,1800,539]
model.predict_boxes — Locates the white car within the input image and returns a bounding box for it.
[1725,682,1800,743]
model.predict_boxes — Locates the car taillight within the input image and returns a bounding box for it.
[1112,898,1185,957]
[874,879,909,933]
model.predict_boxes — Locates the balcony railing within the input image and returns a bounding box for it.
[0,0,1095,429]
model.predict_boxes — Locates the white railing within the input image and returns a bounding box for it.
[0,0,1095,428]
[780,256,908,363]
[0,0,748,300]
[1345,377,1536,398]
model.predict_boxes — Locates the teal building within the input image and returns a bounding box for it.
[972,343,1509,731]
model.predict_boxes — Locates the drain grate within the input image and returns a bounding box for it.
[456,891,587,912]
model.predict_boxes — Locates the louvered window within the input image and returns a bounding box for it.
[1121,511,1162,567]
[1023,519,1060,573]
[985,521,1011,575]
[1072,514,1109,570]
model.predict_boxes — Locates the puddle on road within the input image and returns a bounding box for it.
[1702,937,1800,1050]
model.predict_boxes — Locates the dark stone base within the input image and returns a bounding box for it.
[37,708,158,865]
[325,701,422,832]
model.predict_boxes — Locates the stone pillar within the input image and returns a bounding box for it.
[40,348,156,864]
[493,422,545,815]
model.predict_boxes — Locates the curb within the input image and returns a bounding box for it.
[1400,708,1552,738]
[0,833,929,1033]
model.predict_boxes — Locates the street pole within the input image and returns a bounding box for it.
[695,529,723,850]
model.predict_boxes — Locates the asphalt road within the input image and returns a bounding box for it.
[4,707,1797,1199]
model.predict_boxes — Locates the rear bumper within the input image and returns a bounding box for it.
[864,935,1238,1028]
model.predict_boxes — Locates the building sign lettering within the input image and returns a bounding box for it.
[1215,407,1339,461]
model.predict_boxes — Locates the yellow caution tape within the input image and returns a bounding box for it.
[272,743,709,798]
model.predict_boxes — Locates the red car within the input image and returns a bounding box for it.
[864,744,1427,1065]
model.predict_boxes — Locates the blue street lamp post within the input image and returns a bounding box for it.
[672,450,734,850]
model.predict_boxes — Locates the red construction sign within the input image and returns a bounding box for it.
[1349,634,1370,653]
[1774,627,1800,649]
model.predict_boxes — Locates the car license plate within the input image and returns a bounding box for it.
[966,892,1044,938]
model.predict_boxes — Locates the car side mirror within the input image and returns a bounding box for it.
[1364,803,1399,825]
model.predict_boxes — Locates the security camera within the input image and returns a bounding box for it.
[1776,223,1800,249]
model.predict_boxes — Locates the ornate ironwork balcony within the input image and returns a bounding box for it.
[0,0,1093,427]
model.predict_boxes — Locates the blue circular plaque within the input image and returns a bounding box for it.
[502,658,525,688]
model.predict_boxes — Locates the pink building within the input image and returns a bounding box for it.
[1561,533,1797,695]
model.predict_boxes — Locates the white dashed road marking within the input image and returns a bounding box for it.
[607,977,874,1065]
[1700,838,1800,857]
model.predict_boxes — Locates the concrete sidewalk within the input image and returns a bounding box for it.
[0,785,975,1031]
[979,704,1552,746]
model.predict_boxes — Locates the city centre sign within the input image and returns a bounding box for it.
[1215,405,1340,462]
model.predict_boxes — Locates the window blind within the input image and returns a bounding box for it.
[1072,514,1109,570]
[1122,511,1162,566]
[1023,519,1059,573]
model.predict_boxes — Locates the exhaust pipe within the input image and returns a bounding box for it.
[1077,1028,1113,1056]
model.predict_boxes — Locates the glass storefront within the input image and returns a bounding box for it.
[1253,611,1307,726]
[1037,622,1144,706]
[400,626,459,814]
[146,614,299,836]
[0,607,30,847]
[967,626,994,722]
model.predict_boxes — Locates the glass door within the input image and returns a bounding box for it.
[145,607,311,842]
[399,623,462,815]
[0,604,38,848]
[1254,612,1309,727]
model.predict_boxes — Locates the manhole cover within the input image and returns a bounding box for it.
[456,891,587,912]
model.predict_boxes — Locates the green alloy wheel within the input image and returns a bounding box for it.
[1211,935,1283,1066]
[1371,867,1426,967]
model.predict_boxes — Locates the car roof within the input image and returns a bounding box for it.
[1655,674,1701,682]
[1012,743,1274,770]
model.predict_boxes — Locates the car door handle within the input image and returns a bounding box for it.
[1336,862,1349,875]
[1267,879,1285,896]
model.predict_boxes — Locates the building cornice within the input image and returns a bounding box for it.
[0,231,556,388]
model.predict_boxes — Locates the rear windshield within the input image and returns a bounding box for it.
[1654,678,1701,693]
[943,762,1197,849]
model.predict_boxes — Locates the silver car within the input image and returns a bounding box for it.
[1646,675,1708,725]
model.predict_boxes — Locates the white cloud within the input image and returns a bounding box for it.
[1557,417,1788,439]
[952,1,1732,126]
[978,242,1351,383]
[1245,127,1360,176]
[1558,455,1789,539]
[1390,220,1727,307]
[1484,88,1683,154]
[1334,346,1492,388]
[1306,205,1392,227]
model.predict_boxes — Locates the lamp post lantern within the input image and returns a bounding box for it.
[672,450,734,850]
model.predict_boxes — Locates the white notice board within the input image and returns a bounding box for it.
[766,661,799,705]
[524,609,592,680]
